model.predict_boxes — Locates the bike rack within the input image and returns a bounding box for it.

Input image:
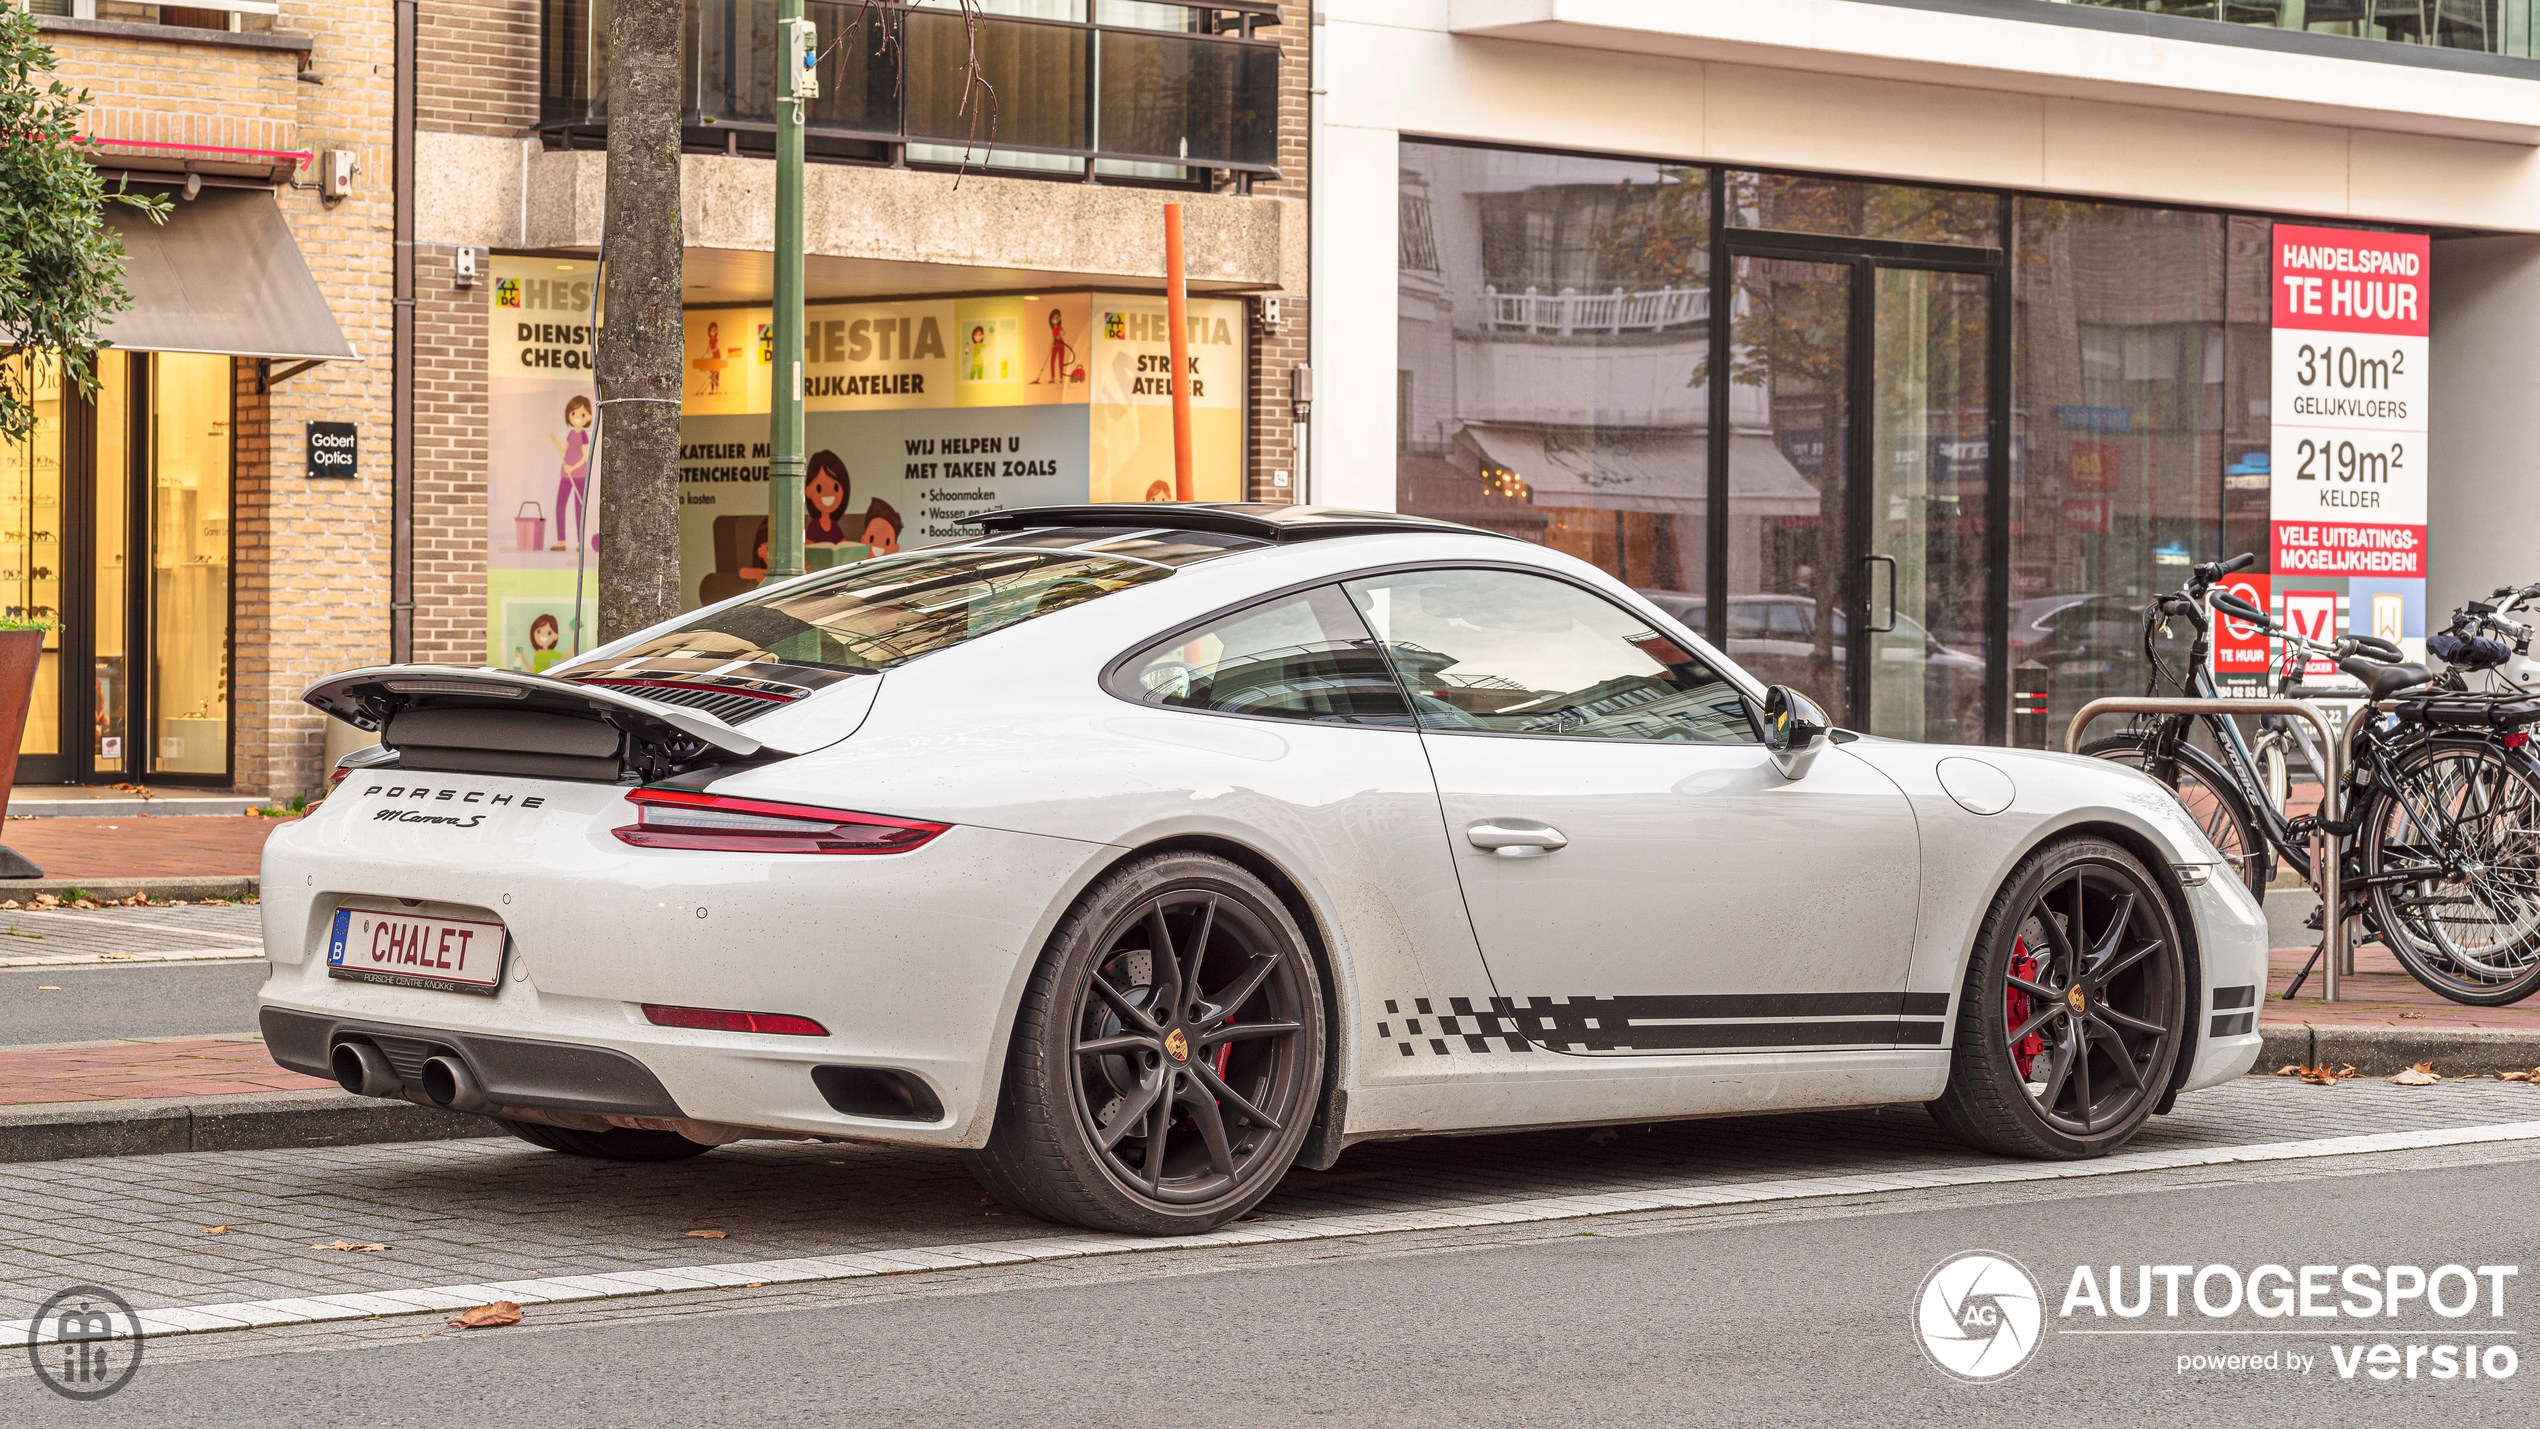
[2066,697,2347,1003]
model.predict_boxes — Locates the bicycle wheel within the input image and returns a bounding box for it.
[2082,730,2270,905]
[2362,737,2540,1005]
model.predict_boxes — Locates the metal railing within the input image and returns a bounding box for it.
[1475,284,1710,335]
[2067,696,2350,1001]
[540,0,1281,179]
[2045,1,2540,60]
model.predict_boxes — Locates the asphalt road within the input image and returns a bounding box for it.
[0,961,265,1045]
[15,1141,2538,1428]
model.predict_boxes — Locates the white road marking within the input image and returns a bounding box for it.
[13,1117,2539,1344]
[0,947,263,969]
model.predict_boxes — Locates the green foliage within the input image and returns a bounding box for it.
[0,616,51,631]
[0,11,167,443]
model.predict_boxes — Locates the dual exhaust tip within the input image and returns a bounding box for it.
[330,1040,489,1113]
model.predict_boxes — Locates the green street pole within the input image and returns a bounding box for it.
[767,0,810,581]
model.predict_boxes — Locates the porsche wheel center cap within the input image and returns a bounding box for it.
[1164,1028,1191,1063]
[2065,986,2087,1014]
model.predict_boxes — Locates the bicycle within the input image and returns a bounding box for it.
[2081,554,2540,1006]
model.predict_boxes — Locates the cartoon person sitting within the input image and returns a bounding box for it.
[805,451,852,548]
[691,320,729,396]
[699,516,769,607]
[859,498,903,556]
[526,612,565,673]
[550,395,595,551]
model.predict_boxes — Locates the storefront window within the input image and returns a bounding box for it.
[2007,200,2267,745]
[149,353,230,777]
[1395,142,1712,620]
[1728,171,1999,248]
[0,353,63,759]
[94,352,132,775]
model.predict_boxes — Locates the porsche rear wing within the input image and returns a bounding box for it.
[303,665,794,784]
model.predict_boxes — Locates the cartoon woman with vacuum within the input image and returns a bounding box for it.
[550,394,594,551]
[1035,307,1081,387]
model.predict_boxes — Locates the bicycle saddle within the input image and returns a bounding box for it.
[2337,654,2434,699]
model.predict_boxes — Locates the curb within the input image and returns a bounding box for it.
[2259,1022,2540,1076]
[0,874,259,902]
[0,1088,493,1164]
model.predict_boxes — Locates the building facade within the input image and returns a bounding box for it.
[1309,0,2540,749]
[7,0,1309,795]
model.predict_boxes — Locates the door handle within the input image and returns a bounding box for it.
[1863,553,1898,634]
[1466,820,1568,858]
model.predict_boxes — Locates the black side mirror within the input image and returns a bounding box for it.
[1761,685,1830,780]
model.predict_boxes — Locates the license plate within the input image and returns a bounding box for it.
[325,906,508,995]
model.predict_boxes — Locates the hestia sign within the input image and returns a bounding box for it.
[307,421,359,479]
[2269,225,2430,677]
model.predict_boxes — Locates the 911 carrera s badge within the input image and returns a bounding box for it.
[2066,987,2087,1014]
[1164,1028,1190,1063]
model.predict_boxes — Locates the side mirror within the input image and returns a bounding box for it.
[1761,685,1830,780]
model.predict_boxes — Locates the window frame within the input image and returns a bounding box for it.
[1099,559,1771,744]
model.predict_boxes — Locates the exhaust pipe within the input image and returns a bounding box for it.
[331,1041,402,1099]
[418,1054,491,1113]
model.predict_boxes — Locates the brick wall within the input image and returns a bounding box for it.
[43,22,304,174]
[1245,0,1309,502]
[418,0,539,137]
[411,246,489,665]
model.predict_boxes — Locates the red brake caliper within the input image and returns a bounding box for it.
[2005,937,2045,1079]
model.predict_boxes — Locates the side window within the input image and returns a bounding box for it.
[1343,568,1758,744]
[1110,585,1417,727]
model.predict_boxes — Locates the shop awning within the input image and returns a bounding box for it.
[1457,425,1823,518]
[99,188,355,362]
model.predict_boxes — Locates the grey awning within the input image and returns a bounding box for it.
[99,188,355,362]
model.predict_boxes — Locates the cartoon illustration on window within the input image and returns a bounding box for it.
[859,498,903,556]
[1035,307,1083,387]
[692,320,730,396]
[805,450,852,548]
[550,395,594,551]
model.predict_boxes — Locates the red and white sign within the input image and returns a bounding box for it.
[2280,588,2346,680]
[2211,573,2273,675]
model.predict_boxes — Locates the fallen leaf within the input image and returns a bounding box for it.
[2412,1060,2437,1074]
[2282,1062,2357,1086]
[35,985,60,991]
[311,1239,389,1252]
[199,1225,229,1235]
[745,1282,763,1288]
[2502,1069,2540,1082]
[2390,1067,2442,1085]
[683,1229,728,1239]
[97,952,133,961]
[445,1301,522,1330]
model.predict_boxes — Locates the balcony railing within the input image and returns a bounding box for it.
[541,0,1282,181]
[2043,1,2540,59]
[1476,284,1710,336]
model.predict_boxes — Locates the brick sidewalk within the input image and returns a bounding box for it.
[2267,940,2540,1030]
[0,815,290,881]
[0,1038,327,1106]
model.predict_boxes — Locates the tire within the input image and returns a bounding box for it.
[498,1118,717,1162]
[2082,731,2269,906]
[2362,737,2540,1006]
[1929,836,2189,1159]
[963,851,1325,1236]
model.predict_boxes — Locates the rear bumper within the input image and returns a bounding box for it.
[261,1008,686,1119]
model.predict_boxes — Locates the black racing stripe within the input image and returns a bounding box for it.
[1900,992,1951,1017]
[2212,985,2258,1011]
[1510,991,1952,1024]
[1541,1018,1930,1053]
[2209,1011,2256,1037]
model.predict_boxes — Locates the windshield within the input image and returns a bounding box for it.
[590,547,1173,675]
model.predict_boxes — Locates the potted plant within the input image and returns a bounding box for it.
[0,618,46,877]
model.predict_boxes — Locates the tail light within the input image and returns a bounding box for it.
[642,1004,828,1036]
[613,787,948,855]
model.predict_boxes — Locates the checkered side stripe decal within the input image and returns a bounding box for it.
[1377,991,1952,1056]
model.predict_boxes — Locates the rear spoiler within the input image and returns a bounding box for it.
[302,665,792,783]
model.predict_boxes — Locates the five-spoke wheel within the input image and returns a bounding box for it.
[966,852,1325,1234]
[1932,837,2187,1158]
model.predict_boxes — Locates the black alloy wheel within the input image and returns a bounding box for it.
[1932,837,2187,1159]
[966,852,1325,1234]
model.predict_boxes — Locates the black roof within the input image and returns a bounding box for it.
[966,503,1510,545]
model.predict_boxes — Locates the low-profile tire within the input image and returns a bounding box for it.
[497,1118,716,1162]
[963,851,1326,1236]
[1928,836,2188,1160]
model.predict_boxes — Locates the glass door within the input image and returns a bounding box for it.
[1725,248,1997,741]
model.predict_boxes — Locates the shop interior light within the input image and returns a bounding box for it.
[613,787,949,855]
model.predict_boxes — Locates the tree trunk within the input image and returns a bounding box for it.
[594,0,686,643]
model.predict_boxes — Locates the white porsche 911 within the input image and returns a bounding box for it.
[262,505,2267,1234]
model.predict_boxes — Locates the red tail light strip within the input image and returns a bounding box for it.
[613,787,950,855]
[642,1004,829,1036]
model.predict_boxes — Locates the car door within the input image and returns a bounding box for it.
[1344,566,1927,1056]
